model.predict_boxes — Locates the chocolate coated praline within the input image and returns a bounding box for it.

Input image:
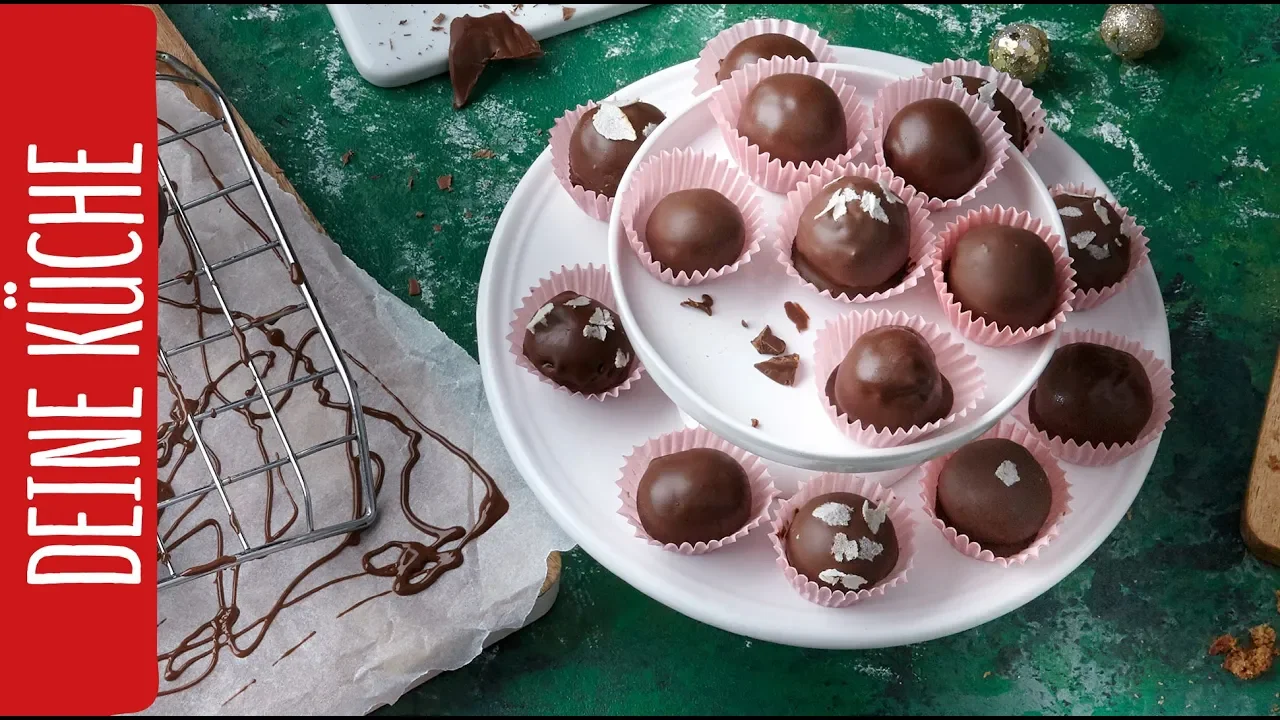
[936,438,1052,557]
[1030,342,1154,446]
[1055,192,1131,293]
[945,224,1058,330]
[736,73,847,166]
[644,188,746,275]
[882,98,985,201]
[716,34,817,82]
[636,448,752,545]
[522,290,635,394]
[828,325,952,432]
[785,492,899,592]
[793,176,910,298]
[568,101,666,198]
[942,75,1027,150]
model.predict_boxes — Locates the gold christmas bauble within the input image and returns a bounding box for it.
[988,23,1051,85]
[1100,4,1165,60]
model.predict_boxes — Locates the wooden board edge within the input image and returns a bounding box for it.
[1242,345,1280,566]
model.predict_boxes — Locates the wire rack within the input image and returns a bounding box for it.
[156,52,377,590]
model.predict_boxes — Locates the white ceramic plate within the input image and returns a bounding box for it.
[477,47,1170,648]
[607,63,1064,472]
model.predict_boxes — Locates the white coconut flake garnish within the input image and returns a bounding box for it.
[1057,205,1084,218]
[526,302,555,332]
[857,537,884,562]
[863,500,888,535]
[812,501,852,527]
[815,186,860,222]
[877,178,902,204]
[563,295,592,307]
[1070,231,1097,249]
[615,349,629,369]
[1093,199,1112,225]
[831,533,860,562]
[995,459,1021,487]
[642,122,659,138]
[949,76,965,91]
[817,569,867,591]
[1086,243,1112,260]
[582,307,615,341]
[592,102,637,142]
[976,80,998,109]
[860,190,890,224]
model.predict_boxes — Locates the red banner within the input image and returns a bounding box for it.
[0,4,158,714]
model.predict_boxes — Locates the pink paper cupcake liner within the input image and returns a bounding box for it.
[619,149,767,285]
[919,420,1072,567]
[775,163,937,303]
[769,473,915,608]
[930,205,1077,347]
[1049,183,1152,312]
[550,101,612,222]
[872,76,1012,211]
[693,18,838,94]
[616,426,778,555]
[920,58,1048,158]
[507,263,645,400]
[812,309,986,448]
[708,56,871,194]
[1013,329,1175,466]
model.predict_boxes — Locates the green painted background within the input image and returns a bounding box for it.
[163,4,1280,714]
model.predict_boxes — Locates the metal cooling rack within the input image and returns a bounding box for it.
[156,52,377,589]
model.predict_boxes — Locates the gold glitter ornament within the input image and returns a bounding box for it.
[1100,4,1165,60]
[988,23,1051,85]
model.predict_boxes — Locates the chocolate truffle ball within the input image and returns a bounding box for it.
[636,448,752,545]
[737,73,847,166]
[644,188,746,275]
[945,224,1058,330]
[883,98,985,200]
[785,492,899,592]
[716,34,817,82]
[936,438,1052,556]
[568,101,666,198]
[1030,342,1154,446]
[522,290,636,394]
[1055,192,1131,293]
[793,176,911,298]
[942,75,1027,150]
[828,326,953,431]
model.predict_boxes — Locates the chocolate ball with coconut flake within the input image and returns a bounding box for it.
[784,492,899,592]
[1054,192,1131,293]
[792,176,911,298]
[942,75,1027,150]
[935,438,1052,557]
[522,291,636,394]
[568,101,666,197]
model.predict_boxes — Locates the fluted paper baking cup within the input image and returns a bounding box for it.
[617,426,778,555]
[693,18,837,94]
[1049,183,1152,312]
[620,149,767,285]
[872,76,1011,210]
[811,309,985,447]
[508,263,644,400]
[1012,329,1174,466]
[775,163,936,303]
[920,58,1047,157]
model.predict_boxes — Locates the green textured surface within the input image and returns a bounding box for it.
[162,3,1280,715]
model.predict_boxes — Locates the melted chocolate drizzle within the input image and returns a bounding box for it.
[154,117,508,698]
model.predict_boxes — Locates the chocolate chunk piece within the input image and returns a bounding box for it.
[448,13,544,109]
[755,354,799,386]
[680,294,714,316]
[784,301,809,332]
[751,326,786,355]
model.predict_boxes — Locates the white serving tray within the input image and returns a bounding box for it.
[476,47,1170,648]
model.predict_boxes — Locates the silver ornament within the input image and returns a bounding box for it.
[1100,4,1165,60]
[988,23,1051,85]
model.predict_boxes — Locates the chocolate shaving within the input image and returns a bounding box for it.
[448,13,544,109]
[399,19,408,25]
[740,320,749,328]
[431,26,444,32]
[433,224,443,232]
[680,294,714,316]
[415,211,425,218]
[340,149,354,166]
[562,6,576,20]
[755,354,799,386]
[472,148,496,159]
[407,170,417,190]
[437,174,452,191]
[433,12,446,24]
[751,326,786,356]
[464,210,473,218]
[408,278,422,296]
[784,301,810,332]
[750,418,760,428]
